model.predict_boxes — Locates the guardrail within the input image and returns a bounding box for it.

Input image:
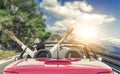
[97,52,120,73]
[97,52,120,60]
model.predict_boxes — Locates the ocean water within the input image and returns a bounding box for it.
[110,46,120,56]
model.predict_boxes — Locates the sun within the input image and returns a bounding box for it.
[73,25,98,40]
[80,26,97,39]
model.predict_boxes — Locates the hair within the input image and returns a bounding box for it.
[32,38,45,50]
[36,42,45,50]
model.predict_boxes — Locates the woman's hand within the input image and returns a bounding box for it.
[4,29,16,40]
[4,29,24,46]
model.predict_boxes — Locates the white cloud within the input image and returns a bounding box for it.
[40,0,115,32]
[101,37,120,47]
[72,1,93,12]
[47,22,67,32]
[42,15,48,19]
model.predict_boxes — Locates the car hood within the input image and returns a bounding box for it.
[4,58,112,74]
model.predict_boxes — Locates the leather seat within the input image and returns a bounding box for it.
[65,50,82,58]
[34,49,52,58]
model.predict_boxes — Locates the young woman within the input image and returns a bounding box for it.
[4,30,45,58]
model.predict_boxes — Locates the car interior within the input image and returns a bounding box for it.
[16,43,99,61]
[65,50,82,58]
[33,49,52,58]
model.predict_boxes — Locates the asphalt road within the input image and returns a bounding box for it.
[0,60,14,74]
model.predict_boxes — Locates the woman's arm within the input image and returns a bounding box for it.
[4,30,24,46]
[50,28,73,53]
[4,30,34,57]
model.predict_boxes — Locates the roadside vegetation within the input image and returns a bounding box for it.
[0,0,51,51]
[0,0,51,59]
[0,50,18,60]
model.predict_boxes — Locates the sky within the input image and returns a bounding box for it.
[35,0,120,46]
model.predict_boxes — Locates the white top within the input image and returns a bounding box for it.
[21,45,35,58]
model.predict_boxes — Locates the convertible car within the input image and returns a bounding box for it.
[3,43,113,74]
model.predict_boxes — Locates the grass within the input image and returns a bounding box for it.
[0,50,19,60]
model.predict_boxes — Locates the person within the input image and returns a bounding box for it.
[32,38,45,50]
[4,30,45,58]
[5,28,73,58]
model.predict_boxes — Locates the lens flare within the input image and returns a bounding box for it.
[73,25,98,40]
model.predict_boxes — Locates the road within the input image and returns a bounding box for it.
[0,60,14,74]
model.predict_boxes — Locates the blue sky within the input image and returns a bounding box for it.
[87,0,120,38]
[35,0,120,42]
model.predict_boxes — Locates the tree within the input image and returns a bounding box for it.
[0,0,51,49]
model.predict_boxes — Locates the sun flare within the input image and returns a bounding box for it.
[73,26,98,40]
[80,26,97,39]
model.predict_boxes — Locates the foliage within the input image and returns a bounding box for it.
[0,0,51,49]
[0,50,18,60]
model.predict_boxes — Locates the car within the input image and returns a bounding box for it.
[3,42,113,74]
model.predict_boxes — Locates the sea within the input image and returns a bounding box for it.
[110,46,120,56]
